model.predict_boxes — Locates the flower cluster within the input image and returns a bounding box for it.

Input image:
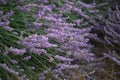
[103,4,120,65]
[0,0,109,80]
[0,63,19,75]
[7,47,26,55]
[89,3,120,79]
[45,26,98,79]
[0,11,14,31]
[0,0,12,5]
[56,0,105,27]
[22,34,57,55]
[91,4,120,66]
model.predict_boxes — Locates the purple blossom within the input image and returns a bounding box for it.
[0,22,4,26]
[22,34,57,48]
[77,1,96,8]
[22,34,57,55]
[3,26,13,31]
[0,0,105,79]
[38,73,45,80]
[0,11,14,31]
[23,56,32,61]
[0,0,7,5]
[0,63,19,75]
[8,47,26,55]
[33,22,43,28]
[72,7,90,19]
[57,64,79,69]
[55,55,73,62]
[5,11,14,18]
[0,11,3,15]
[30,48,45,55]
[10,60,18,64]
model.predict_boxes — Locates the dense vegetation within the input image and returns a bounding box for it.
[0,0,120,80]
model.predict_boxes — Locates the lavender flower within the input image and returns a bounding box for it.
[23,56,32,61]
[0,63,19,75]
[91,4,120,66]
[0,0,106,80]
[0,11,14,31]
[57,64,79,69]
[3,26,13,31]
[38,73,45,80]
[22,34,57,55]
[8,47,26,55]
[77,1,96,8]
[20,4,38,12]
[55,55,73,62]
[10,59,18,64]
[0,11,3,15]
[30,48,45,55]
[22,34,57,48]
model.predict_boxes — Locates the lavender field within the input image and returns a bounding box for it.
[0,0,120,80]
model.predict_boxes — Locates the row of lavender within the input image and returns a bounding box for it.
[0,0,119,80]
[90,2,120,79]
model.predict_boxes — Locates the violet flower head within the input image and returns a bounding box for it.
[55,55,73,62]
[24,56,32,61]
[57,64,79,69]
[0,11,3,15]
[0,63,19,75]
[10,59,18,64]
[0,11,14,31]
[22,34,57,55]
[8,47,26,55]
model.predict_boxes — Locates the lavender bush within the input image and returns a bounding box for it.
[0,0,55,79]
[103,4,120,66]
[90,2,120,79]
[91,3,120,66]
[0,0,114,80]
